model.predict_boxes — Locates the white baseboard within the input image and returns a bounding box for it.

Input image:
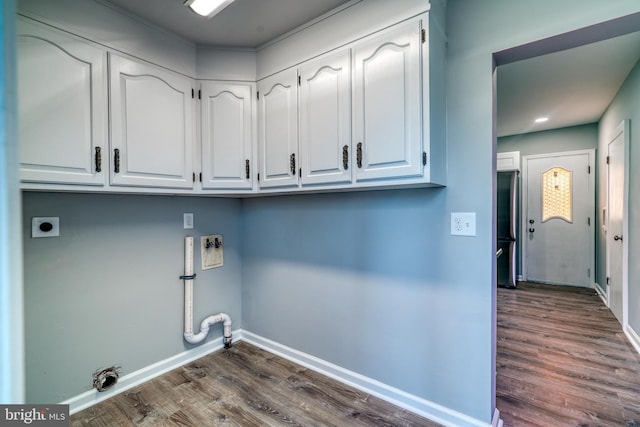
[625,324,640,356]
[242,330,497,427]
[492,408,503,427]
[594,282,608,305]
[63,330,239,415]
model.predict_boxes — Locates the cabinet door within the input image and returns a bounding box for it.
[109,54,194,189]
[299,49,351,186]
[257,68,299,189]
[353,21,423,182]
[200,82,254,190]
[17,18,106,186]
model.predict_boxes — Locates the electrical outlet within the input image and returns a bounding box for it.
[32,217,60,238]
[201,234,223,270]
[451,212,476,236]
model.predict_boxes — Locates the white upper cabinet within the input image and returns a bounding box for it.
[200,82,254,191]
[17,18,107,186]
[299,49,352,186]
[257,68,299,189]
[353,20,423,182]
[109,53,194,189]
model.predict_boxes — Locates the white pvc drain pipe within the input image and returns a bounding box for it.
[182,236,232,347]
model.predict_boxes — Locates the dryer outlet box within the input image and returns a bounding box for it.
[32,217,60,238]
[201,234,223,270]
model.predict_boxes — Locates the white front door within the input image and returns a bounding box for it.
[606,121,628,324]
[523,150,594,287]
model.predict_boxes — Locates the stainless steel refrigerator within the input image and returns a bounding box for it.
[497,171,517,288]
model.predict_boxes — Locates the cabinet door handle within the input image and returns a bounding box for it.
[245,159,250,179]
[356,143,363,168]
[342,145,349,170]
[95,147,102,173]
[290,153,296,175]
[114,148,120,174]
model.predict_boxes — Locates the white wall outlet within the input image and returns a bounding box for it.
[184,213,194,229]
[32,217,60,238]
[201,234,223,270]
[451,212,476,236]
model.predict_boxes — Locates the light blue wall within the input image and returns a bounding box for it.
[0,0,25,404]
[22,192,243,403]
[498,124,598,157]
[498,124,599,279]
[598,58,640,334]
[242,2,640,423]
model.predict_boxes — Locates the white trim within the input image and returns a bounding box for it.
[521,149,596,286]
[604,120,629,328]
[242,330,496,427]
[594,282,609,306]
[63,330,240,415]
[492,408,504,427]
[625,325,640,356]
[496,151,520,171]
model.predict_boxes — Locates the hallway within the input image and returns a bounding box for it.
[497,282,640,426]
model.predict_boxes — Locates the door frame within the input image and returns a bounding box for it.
[521,149,596,286]
[605,119,629,328]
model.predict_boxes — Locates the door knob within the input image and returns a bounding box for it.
[529,228,535,233]
[614,235,623,241]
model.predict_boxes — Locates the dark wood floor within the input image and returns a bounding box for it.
[71,341,441,426]
[497,282,640,427]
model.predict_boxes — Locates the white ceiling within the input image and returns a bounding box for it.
[102,0,640,138]
[103,0,353,48]
[497,32,640,137]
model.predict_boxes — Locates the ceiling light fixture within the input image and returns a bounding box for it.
[534,117,549,123]
[184,0,234,19]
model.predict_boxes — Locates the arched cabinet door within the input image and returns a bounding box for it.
[17,17,107,186]
[109,53,194,189]
[257,68,299,189]
[299,49,352,186]
[200,82,254,191]
[353,20,423,182]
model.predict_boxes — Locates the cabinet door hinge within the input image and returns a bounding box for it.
[245,159,250,179]
[588,165,591,174]
[199,172,202,182]
[606,156,610,164]
[421,29,426,44]
[422,151,427,166]
[198,90,201,100]
[192,172,196,182]
[257,91,260,100]
[191,88,195,99]
[587,217,591,226]
[299,167,301,178]
[606,276,610,285]
[298,75,301,86]
[587,268,591,278]
[257,172,260,181]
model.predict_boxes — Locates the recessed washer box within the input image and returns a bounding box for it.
[32,217,60,238]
